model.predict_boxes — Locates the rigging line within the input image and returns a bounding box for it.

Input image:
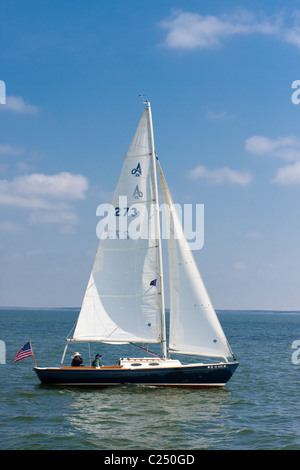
[102,246,158,252]
[130,342,161,358]
[111,198,156,204]
[66,321,76,339]
[126,152,151,157]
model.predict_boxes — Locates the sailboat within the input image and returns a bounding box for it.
[34,101,239,389]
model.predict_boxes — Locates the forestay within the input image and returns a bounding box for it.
[72,110,162,343]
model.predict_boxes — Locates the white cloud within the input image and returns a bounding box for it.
[0,172,89,229]
[159,9,300,51]
[285,27,300,48]
[0,191,67,210]
[272,161,300,185]
[244,231,262,239]
[233,261,247,270]
[0,144,23,156]
[245,135,300,160]
[206,110,235,120]
[29,209,79,235]
[0,220,22,232]
[159,10,279,50]
[0,95,39,114]
[9,172,89,200]
[284,11,300,48]
[29,210,78,226]
[0,172,89,207]
[188,165,252,186]
[246,135,300,184]
[15,161,36,173]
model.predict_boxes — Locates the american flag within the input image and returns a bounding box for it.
[14,342,33,363]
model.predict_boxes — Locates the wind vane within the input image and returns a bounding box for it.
[138,94,148,104]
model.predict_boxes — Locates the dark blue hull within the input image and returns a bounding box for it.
[34,362,239,389]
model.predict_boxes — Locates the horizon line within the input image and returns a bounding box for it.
[0,306,300,313]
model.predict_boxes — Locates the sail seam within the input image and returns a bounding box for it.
[85,293,159,298]
[111,198,156,204]
[126,153,151,158]
[98,246,158,252]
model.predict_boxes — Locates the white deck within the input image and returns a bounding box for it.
[119,357,182,369]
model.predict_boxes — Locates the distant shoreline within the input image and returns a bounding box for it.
[0,306,300,314]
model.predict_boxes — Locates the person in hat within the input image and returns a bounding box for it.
[92,354,102,368]
[71,352,83,367]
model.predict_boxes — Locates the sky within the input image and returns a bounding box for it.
[1,0,300,310]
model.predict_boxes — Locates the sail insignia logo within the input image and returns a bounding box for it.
[131,163,142,177]
[0,80,6,105]
[133,185,143,199]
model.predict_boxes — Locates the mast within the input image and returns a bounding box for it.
[146,101,167,359]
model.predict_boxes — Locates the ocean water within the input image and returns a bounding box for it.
[0,308,299,451]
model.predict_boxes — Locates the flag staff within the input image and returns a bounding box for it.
[29,339,37,367]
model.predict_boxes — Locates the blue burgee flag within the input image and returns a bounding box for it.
[150,279,157,286]
[14,342,33,363]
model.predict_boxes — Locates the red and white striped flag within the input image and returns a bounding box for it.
[14,342,33,362]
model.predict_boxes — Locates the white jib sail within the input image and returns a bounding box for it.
[72,109,162,343]
[158,162,232,361]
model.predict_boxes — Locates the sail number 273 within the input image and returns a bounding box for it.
[115,206,138,217]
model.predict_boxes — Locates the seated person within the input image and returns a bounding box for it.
[92,354,102,367]
[71,352,83,366]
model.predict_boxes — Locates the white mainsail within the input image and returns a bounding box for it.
[72,109,162,343]
[158,161,232,361]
